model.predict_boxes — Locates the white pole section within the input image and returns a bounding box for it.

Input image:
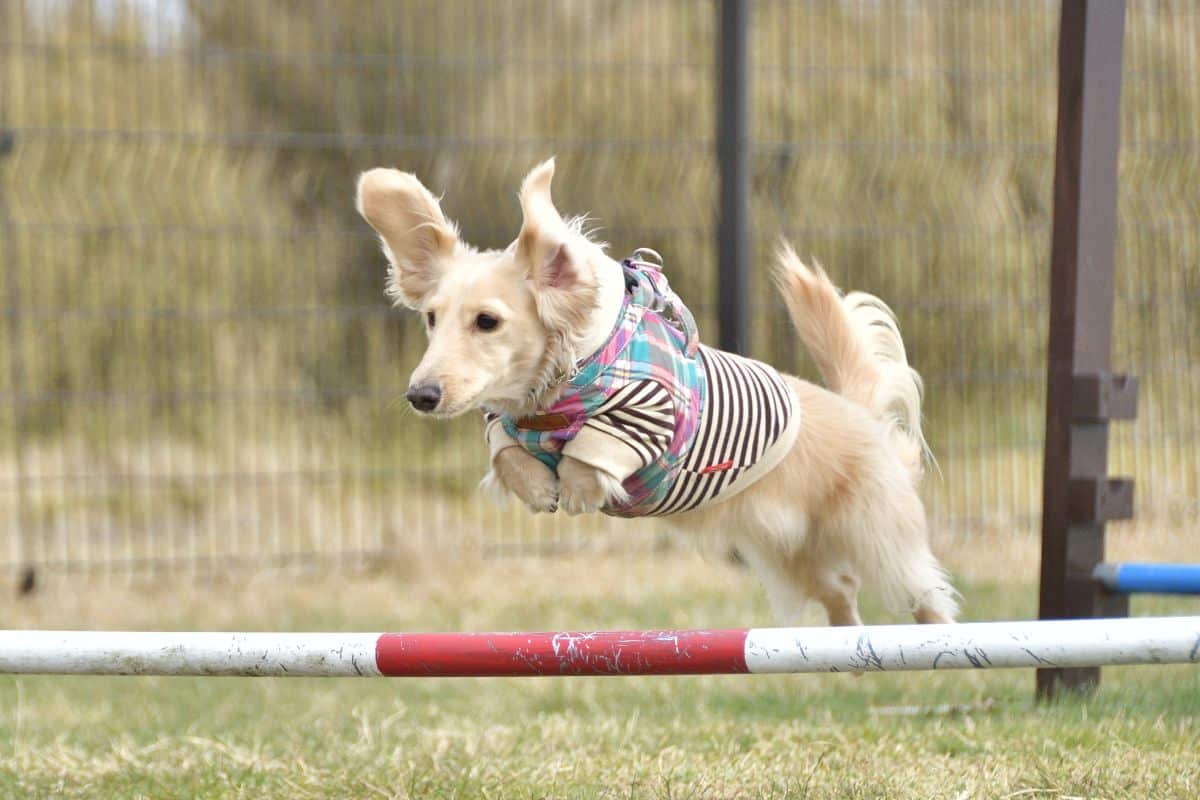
[0,632,383,677]
[743,616,1200,674]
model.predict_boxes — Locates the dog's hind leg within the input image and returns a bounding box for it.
[804,564,864,627]
[913,603,955,625]
[893,547,958,625]
[827,470,959,626]
[734,537,809,625]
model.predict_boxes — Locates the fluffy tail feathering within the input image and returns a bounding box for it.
[774,243,957,621]
[773,243,932,482]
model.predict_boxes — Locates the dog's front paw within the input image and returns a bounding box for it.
[488,447,559,513]
[556,456,628,516]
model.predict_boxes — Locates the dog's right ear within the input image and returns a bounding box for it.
[356,168,458,308]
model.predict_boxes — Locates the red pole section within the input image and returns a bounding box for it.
[375,629,751,677]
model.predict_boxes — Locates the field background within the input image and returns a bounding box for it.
[2,2,1200,796]
[1,0,1198,574]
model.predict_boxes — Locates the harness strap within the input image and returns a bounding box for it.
[623,256,700,357]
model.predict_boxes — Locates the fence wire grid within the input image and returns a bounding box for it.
[1,0,1197,580]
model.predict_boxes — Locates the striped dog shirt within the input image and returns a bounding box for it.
[486,254,799,517]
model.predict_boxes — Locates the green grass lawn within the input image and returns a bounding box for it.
[2,553,1198,799]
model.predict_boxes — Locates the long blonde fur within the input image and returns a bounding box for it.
[676,245,959,624]
[667,245,958,625]
[774,242,931,479]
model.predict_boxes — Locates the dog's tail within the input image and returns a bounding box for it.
[773,243,955,621]
[773,242,930,482]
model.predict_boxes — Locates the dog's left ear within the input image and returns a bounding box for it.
[517,158,596,327]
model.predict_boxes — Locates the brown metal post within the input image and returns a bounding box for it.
[1037,0,1133,700]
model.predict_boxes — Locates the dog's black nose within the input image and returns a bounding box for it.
[406,383,442,412]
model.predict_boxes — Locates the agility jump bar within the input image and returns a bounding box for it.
[2,617,1198,677]
[1094,563,1200,595]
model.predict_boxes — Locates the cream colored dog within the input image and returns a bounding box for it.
[356,159,958,627]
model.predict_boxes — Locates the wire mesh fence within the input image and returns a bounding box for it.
[0,0,1196,581]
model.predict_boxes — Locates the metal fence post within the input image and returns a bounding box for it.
[717,0,750,355]
[0,128,34,594]
[1037,0,1133,700]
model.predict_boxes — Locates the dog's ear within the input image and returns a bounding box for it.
[356,168,458,308]
[516,158,596,329]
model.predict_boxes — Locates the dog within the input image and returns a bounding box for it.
[355,158,958,627]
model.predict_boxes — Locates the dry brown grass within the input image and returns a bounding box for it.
[7,519,1196,631]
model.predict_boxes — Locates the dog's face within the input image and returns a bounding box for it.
[356,159,600,417]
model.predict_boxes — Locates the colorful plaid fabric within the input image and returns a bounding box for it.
[499,256,706,517]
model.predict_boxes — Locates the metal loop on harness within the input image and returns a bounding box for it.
[629,247,664,268]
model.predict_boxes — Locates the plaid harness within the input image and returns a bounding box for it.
[499,255,706,517]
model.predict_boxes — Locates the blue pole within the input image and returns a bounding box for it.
[1094,563,1200,595]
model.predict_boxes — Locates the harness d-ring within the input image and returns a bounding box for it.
[630,247,664,268]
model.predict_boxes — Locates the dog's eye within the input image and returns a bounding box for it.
[475,313,500,332]
[426,311,436,329]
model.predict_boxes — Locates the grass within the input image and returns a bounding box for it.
[2,542,1199,799]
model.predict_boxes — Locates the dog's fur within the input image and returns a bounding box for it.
[356,158,959,626]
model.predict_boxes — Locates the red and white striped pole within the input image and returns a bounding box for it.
[2,617,1198,677]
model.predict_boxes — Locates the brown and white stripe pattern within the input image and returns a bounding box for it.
[580,380,675,469]
[648,346,799,515]
[484,346,799,516]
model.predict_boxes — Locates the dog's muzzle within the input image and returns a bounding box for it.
[406,383,442,413]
